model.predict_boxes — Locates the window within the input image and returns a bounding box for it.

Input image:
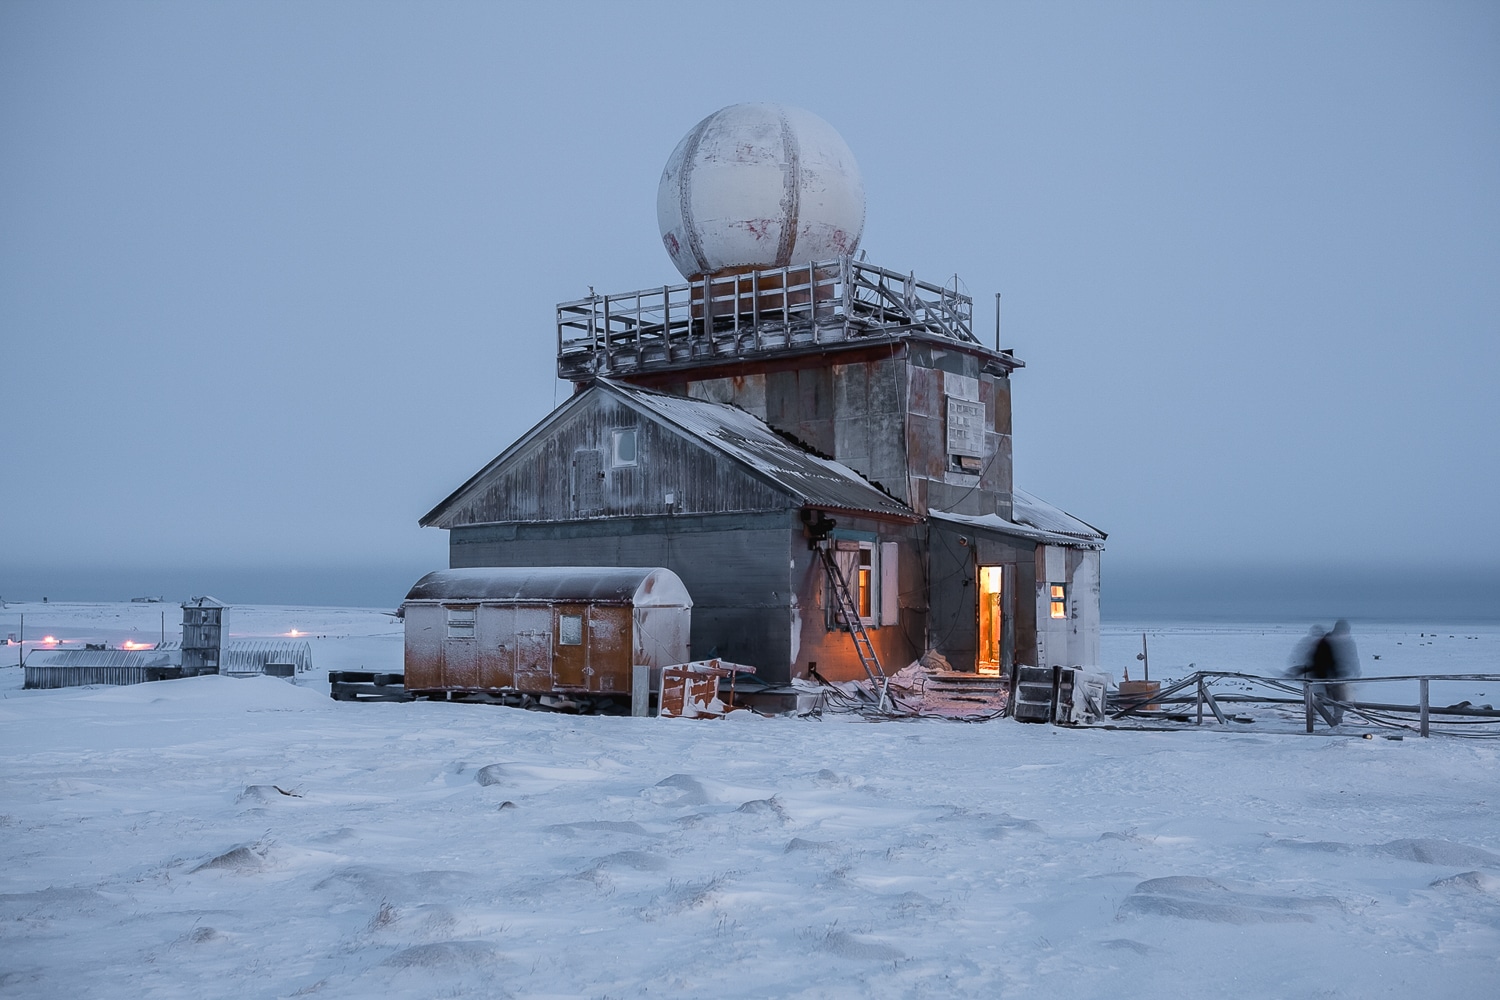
[857,548,873,619]
[611,428,638,468]
[558,613,584,645]
[951,455,983,474]
[1049,583,1068,619]
[946,396,985,474]
[829,539,880,629]
[446,607,476,639]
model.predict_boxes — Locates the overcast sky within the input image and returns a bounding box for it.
[3,1,1497,596]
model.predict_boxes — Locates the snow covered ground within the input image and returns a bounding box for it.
[2,602,1498,998]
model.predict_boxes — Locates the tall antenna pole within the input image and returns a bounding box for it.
[17,613,22,668]
[994,292,1002,351]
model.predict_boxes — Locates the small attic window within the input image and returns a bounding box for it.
[611,428,638,468]
[951,454,983,474]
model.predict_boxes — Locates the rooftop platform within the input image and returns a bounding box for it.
[556,257,1020,381]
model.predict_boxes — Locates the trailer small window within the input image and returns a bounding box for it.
[446,608,476,639]
[611,428,638,467]
[1049,583,1068,619]
[559,613,584,645]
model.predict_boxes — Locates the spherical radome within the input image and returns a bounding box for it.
[657,103,865,280]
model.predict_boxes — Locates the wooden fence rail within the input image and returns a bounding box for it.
[1110,670,1500,737]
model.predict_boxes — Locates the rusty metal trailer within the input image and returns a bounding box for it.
[399,566,692,712]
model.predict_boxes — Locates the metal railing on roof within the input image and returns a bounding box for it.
[556,257,980,380]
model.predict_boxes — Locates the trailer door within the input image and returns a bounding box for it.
[442,605,480,690]
[552,604,589,690]
[514,606,552,693]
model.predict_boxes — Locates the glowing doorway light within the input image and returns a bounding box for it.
[41,635,59,645]
[978,567,1003,676]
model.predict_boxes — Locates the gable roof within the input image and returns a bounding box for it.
[420,379,916,527]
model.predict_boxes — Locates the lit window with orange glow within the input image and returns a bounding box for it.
[827,539,880,628]
[857,549,873,619]
[1049,583,1068,619]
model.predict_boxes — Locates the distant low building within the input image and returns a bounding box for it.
[24,648,181,689]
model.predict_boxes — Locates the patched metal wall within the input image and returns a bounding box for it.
[639,341,1014,520]
[434,393,789,526]
[927,519,1039,672]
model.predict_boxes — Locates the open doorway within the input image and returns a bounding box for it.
[978,565,1003,676]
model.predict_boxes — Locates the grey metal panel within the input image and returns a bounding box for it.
[764,370,798,432]
[795,366,835,456]
[926,517,1046,672]
[633,606,692,668]
[404,604,444,689]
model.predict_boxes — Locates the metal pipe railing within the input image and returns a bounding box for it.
[1109,670,1500,738]
[555,257,983,373]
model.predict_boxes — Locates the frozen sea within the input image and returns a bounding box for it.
[2,601,1498,998]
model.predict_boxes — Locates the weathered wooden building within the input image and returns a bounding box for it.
[420,103,1104,688]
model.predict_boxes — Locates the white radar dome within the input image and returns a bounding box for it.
[657,103,865,280]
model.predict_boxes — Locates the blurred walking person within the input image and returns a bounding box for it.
[1288,620,1360,725]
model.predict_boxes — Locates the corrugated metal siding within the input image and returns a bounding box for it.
[23,647,181,688]
[25,649,178,669]
[24,665,162,688]
[1011,488,1107,543]
[222,641,313,674]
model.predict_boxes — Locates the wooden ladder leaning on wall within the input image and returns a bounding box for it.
[817,544,891,711]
